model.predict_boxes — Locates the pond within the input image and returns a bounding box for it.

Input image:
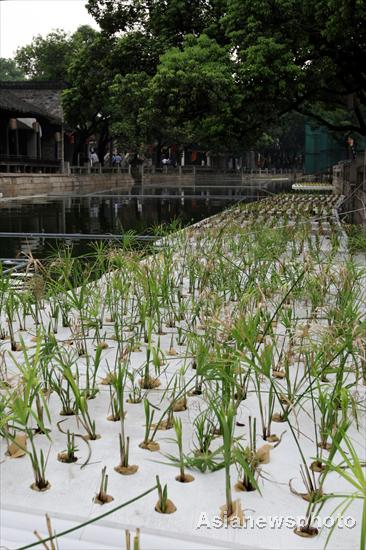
[0,184,262,260]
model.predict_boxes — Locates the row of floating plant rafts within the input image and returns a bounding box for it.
[1,193,365,549]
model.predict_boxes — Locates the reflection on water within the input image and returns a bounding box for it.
[0,185,254,258]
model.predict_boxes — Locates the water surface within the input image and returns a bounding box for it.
[0,185,251,259]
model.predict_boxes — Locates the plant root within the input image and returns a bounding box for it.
[318,442,332,450]
[189,388,202,396]
[272,412,286,422]
[219,499,245,526]
[114,464,139,475]
[59,409,76,416]
[100,373,116,385]
[152,419,173,431]
[294,526,319,538]
[175,473,194,483]
[289,478,323,502]
[6,434,27,458]
[272,370,286,379]
[107,411,126,422]
[310,460,325,473]
[256,444,272,464]
[83,433,101,441]
[235,480,256,492]
[139,377,161,389]
[57,452,77,463]
[94,493,114,505]
[30,481,51,492]
[139,440,160,452]
[98,341,109,349]
[155,499,177,514]
[266,434,279,443]
[172,398,187,412]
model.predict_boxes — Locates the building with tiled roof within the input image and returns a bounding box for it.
[0,81,67,172]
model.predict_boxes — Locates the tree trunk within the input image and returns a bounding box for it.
[97,123,110,167]
[72,130,89,166]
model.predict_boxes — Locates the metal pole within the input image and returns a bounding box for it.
[60,121,65,174]
[0,231,158,241]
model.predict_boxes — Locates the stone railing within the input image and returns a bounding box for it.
[0,156,61,174]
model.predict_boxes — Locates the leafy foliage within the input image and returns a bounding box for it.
[145,34,247,150]
[0,58,25,81]
[87,0,228,46]
[10,0,366,161]
[224,0,366,135]
[15,30,73,81]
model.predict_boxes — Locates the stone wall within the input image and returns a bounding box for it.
[0,173,134,199]
[141,170,294,193]
[142,173,196,187]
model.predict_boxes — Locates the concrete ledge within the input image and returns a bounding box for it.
[0,173,134,198]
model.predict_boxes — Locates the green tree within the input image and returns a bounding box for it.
[0,58,25,81]
[87,0,228,46]
[107,31,164,154]
[224,0,366,135]
[15,30,72,80]
[88,0,366,149]
[14,0,365,165]
[144,34,247,152]
[13,25,115,164]
[112,31,161,76]
[110,72,151,151]
[62,31,113,164]
[62,28,161,164]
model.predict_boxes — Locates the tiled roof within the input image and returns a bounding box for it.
[0,82,63,123]
[0,81,66,90]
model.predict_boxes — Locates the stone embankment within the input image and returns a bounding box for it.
[0,173,134,199]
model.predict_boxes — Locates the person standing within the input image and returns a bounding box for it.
[89,150,99,166]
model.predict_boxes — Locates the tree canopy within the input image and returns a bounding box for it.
[14,26,99,81]
[86,0,366,144]
[0,58,25,81]
[144,34,247,151]
[6,0,365,164]
[87,0,228,46]
[224,0,366,134]
[15,30,73,81]
[62,30,113,163]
